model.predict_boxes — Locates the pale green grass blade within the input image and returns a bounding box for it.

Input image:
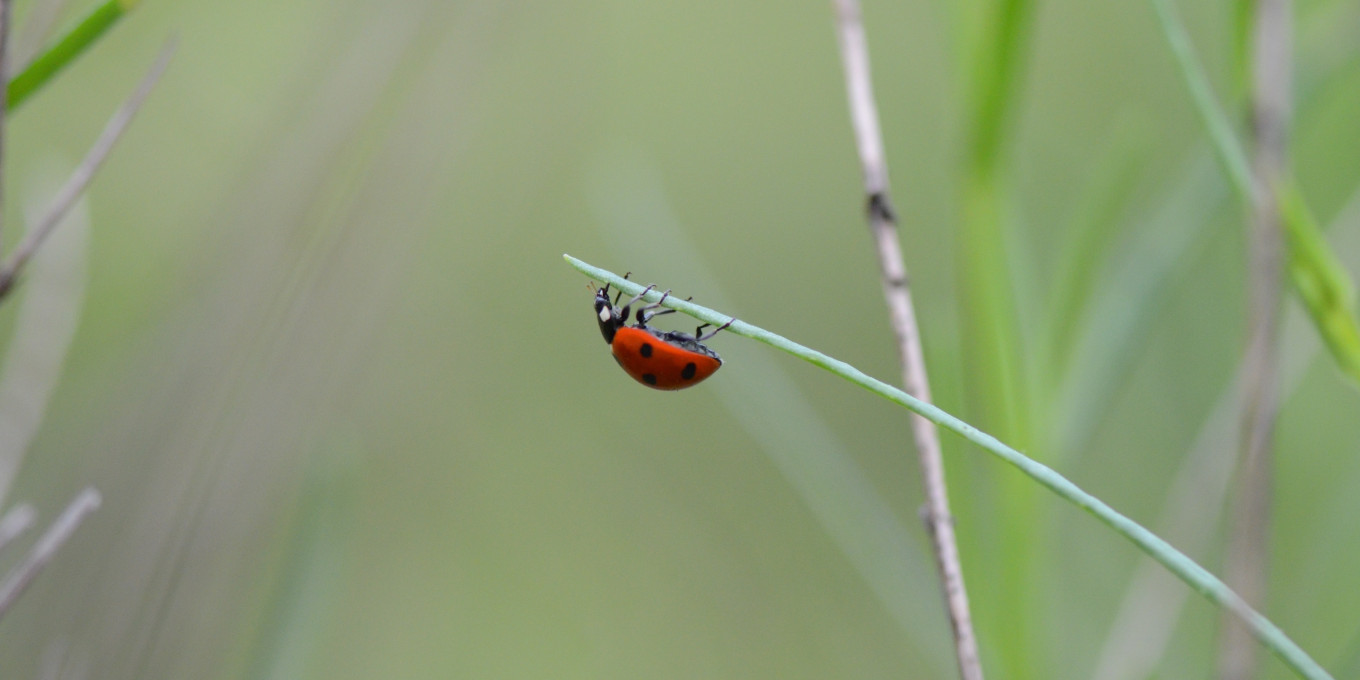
[584,148,952,673]
[564,254,1334,680]
[1091,184,1360,680]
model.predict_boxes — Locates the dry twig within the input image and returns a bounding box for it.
[0,487,101,619]
[1220,0,1291,677]
[830,1,983,678]
[0,40,174,300]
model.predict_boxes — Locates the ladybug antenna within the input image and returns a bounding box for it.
[696,318,735,342]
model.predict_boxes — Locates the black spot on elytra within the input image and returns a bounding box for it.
[682,362,697,380]
[640,343,653,358]
[642,373,658,385]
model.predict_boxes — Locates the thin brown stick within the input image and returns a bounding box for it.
[0,487,100,619]
[1219,1,1291,678]
[0,40,174,300]
[830,2,983,678]
[0,0,14,260]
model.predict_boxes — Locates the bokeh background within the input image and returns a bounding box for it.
[0,0,1357,678]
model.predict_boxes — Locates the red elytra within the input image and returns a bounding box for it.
[593,280,733,390]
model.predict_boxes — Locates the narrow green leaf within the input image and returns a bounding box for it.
[563,254,1333,680]
[961,4,1041,673]
[1279,182,1360,383]
[7,0,136,112]
[960,0,1038,446]
[966,0,1035,175]
[1149,0,1254,202]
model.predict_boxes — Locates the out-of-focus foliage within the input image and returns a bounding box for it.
[7,0,134,111]
[1280,181,1360,386]
[0,0,1357,679]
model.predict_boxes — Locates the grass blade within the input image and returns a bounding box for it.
[584,149,952,671]
[563,254,1334,680]
[7,0,137,112]
[1091,184,1360,680]
[1278,181,1360,383]
[1150,0,1254,200]
[961,2,1041,671]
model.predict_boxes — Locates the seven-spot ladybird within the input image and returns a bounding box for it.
[594,278,734,390]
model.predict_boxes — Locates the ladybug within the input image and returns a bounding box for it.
[594,279,734,390]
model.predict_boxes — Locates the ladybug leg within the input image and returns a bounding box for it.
[607,272,634,306]
[618,284,656,322]
[640,308,677,325]
[638,294,696,325]
[636,290,674,325]
[620,284,656,309]
[696,318,735,341]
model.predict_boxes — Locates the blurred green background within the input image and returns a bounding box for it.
[0,0,1357,678]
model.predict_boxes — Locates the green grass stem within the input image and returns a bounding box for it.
[959,0,1035,447]
[1279,181,1360,383]
[564,254,1333,680]
[961,3,1041,673]
[966,0,1034,176]
[7,0,137,112]
[1150,0,1255,200]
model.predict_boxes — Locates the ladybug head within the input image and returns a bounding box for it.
[594,284,622,344]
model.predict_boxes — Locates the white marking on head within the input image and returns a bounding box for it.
[598,307,612,322]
